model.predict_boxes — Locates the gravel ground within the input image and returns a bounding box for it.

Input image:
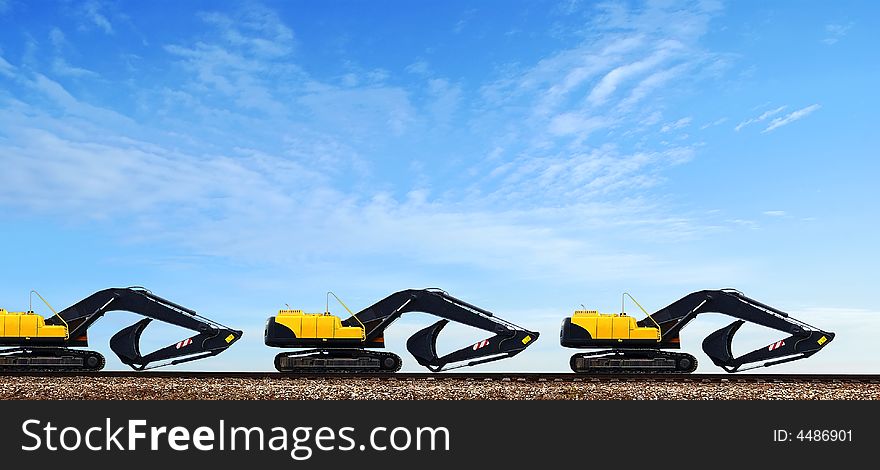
[1,376,877,400]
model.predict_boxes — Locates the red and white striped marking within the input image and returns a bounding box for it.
[768,340,785,351]
[176,338,193,349]
[472,339,490,350]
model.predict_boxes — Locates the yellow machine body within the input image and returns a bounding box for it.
[0,309,68,340]
[272,310,365,341]
[559,310,664,349]
[567,310,660,343]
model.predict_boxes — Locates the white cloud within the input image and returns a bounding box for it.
[298,84,416,137]
[470,3,726,212]
[735,105,786,131]
[593,0,719,41]
[52,58,99,78]
[485,145,695,207]
[82,0,114,34]
[547,113,607,137]
[426,78,462,127]
[198,6,295,58]
[728,218,759,230]
[822,22,853,45]
[0,53,15,77]
[763,104,821,133]
[405,59,431,76]
[27,74,134,127]
[45,27,99,79]
[762,210,786,217]
[49,27,66,48]
[700,117,727,129]
[660,116,692,133]
[587,40,681,105]
[619,63,689,109]
[452,9,476,34]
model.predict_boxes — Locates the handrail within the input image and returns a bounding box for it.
[622,292,660,342]
[30,290,69,340]
[327,291,366,341]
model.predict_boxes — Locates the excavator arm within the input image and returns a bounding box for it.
[640,289,834,372]
[46,287,242,370]
[340,288,539,372]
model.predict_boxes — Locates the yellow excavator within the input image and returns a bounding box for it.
[560,288,834,373]
[265,288,539,373]
[0,287,242,371]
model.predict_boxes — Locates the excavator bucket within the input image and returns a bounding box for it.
[110,318,243,370]
[109,318,151,368]
[406,319,539,372]
[702,320,835,372]
[406,319,448,369]
[701,320,744,371]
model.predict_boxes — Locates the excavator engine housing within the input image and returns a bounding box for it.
[0,309,69,345]
[560,310,666,348]
[265,310,371,348]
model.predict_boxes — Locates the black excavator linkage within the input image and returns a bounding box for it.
[669,289,833,372]
[701,319,832,373]
[406,317,538,372]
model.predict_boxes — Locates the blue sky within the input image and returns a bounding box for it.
[0,0,877,373]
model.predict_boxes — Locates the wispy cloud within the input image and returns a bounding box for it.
[426,78,463,128]
[81,0,114,34]
[735,105,786,131]
[822,22,853,45]
[700,117,727,130]
[51,58,99,78]
[661,117,692,133]
[762,210,786,217]
[162,6,302,116]
[0,54,15,77]
[405,59,431,76]
[619,63,690,109]
[452,9,477,34]
[763,104,821,133]
[49,27,66,47]
[587,40,682,106]
[197,5,295,58]
[473,0,724,210]
[46,27,99,78]
[485,145,696,206]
